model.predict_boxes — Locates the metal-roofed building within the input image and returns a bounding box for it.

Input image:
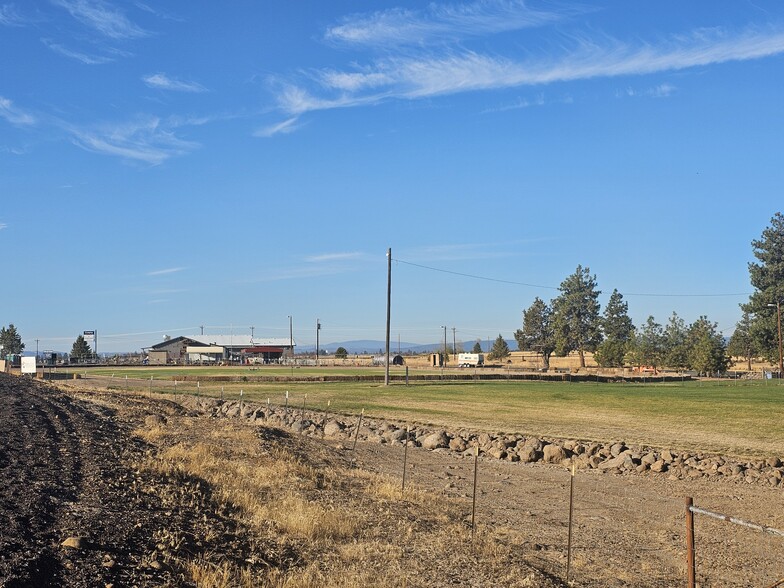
[145,335,294,364]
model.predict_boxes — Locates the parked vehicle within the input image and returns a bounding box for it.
[458,353,484,367]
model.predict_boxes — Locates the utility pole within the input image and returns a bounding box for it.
[316,319,321,366]
[288,315,293,357]
[35,339,39,364]
[385,248,392,386]
[250,325,255,340]
[452,327,456,363]
[442,326,447,371]
[200,325,204,336]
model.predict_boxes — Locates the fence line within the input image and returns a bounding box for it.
[62,373,784,586]
[686,497,784,588]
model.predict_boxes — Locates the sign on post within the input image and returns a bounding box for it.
[21,356,37,374]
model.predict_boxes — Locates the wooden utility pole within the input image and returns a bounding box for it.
[385,248,392,386]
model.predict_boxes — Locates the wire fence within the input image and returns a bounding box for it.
[70,373,784,587]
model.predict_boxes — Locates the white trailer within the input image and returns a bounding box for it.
[458,353,484,367]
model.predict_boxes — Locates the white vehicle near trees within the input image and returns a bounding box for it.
[458,353,484,367]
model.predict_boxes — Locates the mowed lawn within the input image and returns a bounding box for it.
[83,367,784,458]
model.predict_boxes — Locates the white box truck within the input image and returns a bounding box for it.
[458,353,484,367]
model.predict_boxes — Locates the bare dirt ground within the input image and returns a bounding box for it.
[351,442,784,587]
[0,374,278,587]
[2,373,783,587]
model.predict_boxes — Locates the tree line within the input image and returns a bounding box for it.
[490,212,784,375]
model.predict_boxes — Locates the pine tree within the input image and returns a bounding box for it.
[0,324,24,356]
[594,289,634,367]
[662,312,689,370]
[727,312,757,371]
[71,335,92,361]
[514,297,555,370]
[471,340,482,354]
[686,316,729,376]
[742,212,784,364]
[487,334,511,361]
[627,316,664,369]
[552,265,603,367]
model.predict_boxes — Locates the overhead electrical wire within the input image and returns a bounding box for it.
[394,258,751,298]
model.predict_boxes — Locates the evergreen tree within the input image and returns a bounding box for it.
[627,316,664,369]
[686,316,729,376]
[514,297,555,370]
[487,334,511,361]
[662,312,689,370]
[334,346,348,359]
[471,340,482,354]
[742,212,784,364]
[552,265,603,367]
[594,289,634,367]
[727,312,757,371]
[71,335,92,361]
[0,324,24,357]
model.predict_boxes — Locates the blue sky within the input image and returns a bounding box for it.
[2,1,784,353]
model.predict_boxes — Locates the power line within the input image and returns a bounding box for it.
[395,258,751,299]
[395,259,557,290]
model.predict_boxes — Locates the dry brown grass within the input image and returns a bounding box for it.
[133,415,555,588]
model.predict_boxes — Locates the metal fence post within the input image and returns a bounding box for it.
[686,497,696,588]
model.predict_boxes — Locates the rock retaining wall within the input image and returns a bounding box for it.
[179,396,784,488]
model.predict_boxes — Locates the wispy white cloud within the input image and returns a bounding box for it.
[244,252,370,282]
[650,82,676,97]
[0,145,29,155]
[143,73,206,93]
[147,267,185,276]
[275,26,784,116]
[619,82,677,99]
[0,3,25,26]
[67,116,199,164]
[254,116,302,137]
[305,252,364,263]
[0,222,7,230]
[484,93,546,113]
[0,96,36,125]
[52,0,146,39]
[325,0,578,47]
[134,2,182,22]
[41,38,115,64]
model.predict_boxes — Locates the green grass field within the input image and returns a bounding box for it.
[79,366,784,458]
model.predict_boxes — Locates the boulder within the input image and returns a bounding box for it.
[523,437,544,451]
[609,442,626,457]
[487,447,507,460]
[543,444,566,464]
[477,432,493,449]
[422,431,450,450]
[650,460,667,473]
[449,436,468,452]
[384,428,408,443]
[599,451,634,471]
[641,452,657,466]
[518,446,539,463]
[323,420,344,437]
